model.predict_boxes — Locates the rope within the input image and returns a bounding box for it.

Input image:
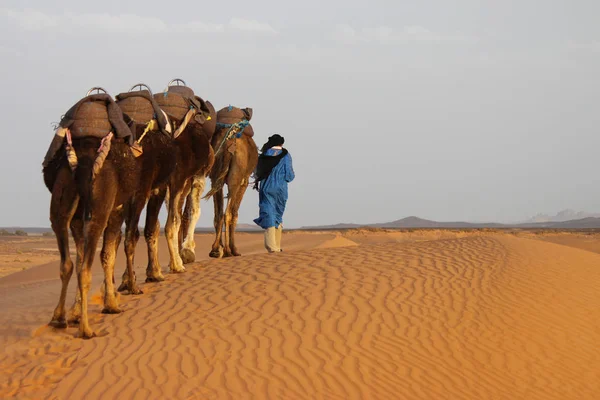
[92,132,113,178]
[59,130,113,177]
[213,120,249,156]
[137,119,158,143]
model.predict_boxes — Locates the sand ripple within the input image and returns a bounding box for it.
[0,235,599,399]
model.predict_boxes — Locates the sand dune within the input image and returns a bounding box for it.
[316,235,359,249]
[1,232,599,399]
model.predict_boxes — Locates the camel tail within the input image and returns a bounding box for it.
[203,151,231,200]
[74,154,95,221]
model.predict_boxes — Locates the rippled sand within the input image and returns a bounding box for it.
[1,231,599,399]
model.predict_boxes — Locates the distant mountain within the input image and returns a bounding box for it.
[523,209,600,224]
[6,214,600,237]
[300,215,600,230]
[372,216,506,229]
[515,217,600,229]
[301,216,505,230]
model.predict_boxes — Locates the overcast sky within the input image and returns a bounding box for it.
[1,0,599,228]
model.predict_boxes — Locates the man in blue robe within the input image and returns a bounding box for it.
[253,134,295,252]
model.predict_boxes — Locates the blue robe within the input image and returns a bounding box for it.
[253,148,295,229]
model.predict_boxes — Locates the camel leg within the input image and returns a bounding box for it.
[49,172,79,328]
[67,214,84,324]
[78,201,114,339]
[227,183,248,257]
[181,175,206,264]
[100,209,125,314]
[209,188,225,258]
[117,197,146,295]
[222,191,234,258]
[177,180,192,255]
[165,185,186,273]
[145,189,166,282]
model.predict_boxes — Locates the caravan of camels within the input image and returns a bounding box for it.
[42,80,258,339]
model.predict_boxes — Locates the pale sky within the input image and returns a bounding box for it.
[1,1,599,228]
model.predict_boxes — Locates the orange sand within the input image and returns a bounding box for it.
[0,231,599,399]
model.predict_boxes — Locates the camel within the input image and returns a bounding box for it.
[45,132,144,337]
[43,143,85,328]
[117,82,216,292]
[186,106,258,259]
[45,130,176,334]
[43,87,149,331]
[44,83,214,338]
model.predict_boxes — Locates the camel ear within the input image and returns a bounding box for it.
[243,108,253,121]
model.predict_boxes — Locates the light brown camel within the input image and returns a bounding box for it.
[180,174,208,263]
[199,106,258,259]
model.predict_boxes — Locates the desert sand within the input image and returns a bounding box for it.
[0,229,599,399]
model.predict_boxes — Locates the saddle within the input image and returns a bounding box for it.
[216,106,255,138]
[43,89,136,168]
[153,83,211,126]
[116,89,171,135]
[59,93,134,143]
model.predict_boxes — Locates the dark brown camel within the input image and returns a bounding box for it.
[197,106,258,259]
[43,143,85,328]
[44,90,213,338]
[44,133,140,337]
[43,87,154,331]
[118,92,216,290]
[45,125,180,332]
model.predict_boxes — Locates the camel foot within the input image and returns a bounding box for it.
[146,273,165,283]
[231,250,242,257]
[101,306,123,314]
[129,286,143,295]
[169,256,186,274]
[209,251,221,258]
[181,248,196,264]
[117,280,130,292]
[118,282,143,295]
[67,311,81,324]
[80,329,96,339]
[48,319,68,329]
